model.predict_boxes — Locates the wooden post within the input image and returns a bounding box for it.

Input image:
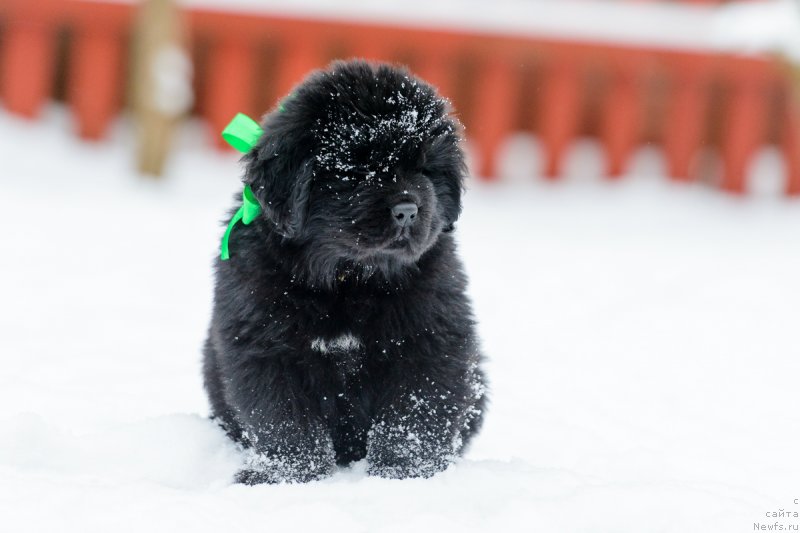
[132,0,192,177]
[786,64,800,196]
[69,27,124,139]
[471,53,519,180]
[0,20,56,118]
[203,37,257,149]
[720,59,768,194]
[663,57,711,182]
[600,60,644,178]
[539,55,582,179]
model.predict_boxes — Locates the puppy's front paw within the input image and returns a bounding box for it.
[366,456,450,480]
[366,422,455,480]
[236,468,275,485]
[235,463,332,485]
[236,432,336,485]
[235,452,335,485]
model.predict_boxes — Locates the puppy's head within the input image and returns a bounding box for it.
[242,60,465,282]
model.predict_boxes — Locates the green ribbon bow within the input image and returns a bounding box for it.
[220,113,264,260]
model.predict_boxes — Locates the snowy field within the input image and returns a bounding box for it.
[2,107,800,532]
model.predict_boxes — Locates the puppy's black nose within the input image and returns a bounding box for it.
[391,202,418,228]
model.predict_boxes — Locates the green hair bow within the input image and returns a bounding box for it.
[219,113,264,261]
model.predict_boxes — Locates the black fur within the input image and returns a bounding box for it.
[203,60,487,484]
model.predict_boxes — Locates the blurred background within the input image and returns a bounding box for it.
[0,0,798,192]
[2,2,800,531]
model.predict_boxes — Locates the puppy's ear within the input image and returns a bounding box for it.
[425,132,466,231]
[242,136,313,238]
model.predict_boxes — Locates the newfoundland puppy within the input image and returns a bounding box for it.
[203,60,487,484]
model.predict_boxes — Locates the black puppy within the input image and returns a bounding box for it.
[203,60,487,484]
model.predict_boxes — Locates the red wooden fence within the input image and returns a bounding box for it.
[1,0,798,194]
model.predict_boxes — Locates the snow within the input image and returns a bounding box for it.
[2,106,800,531]
[712,0,800,62]
[313,75,452,178]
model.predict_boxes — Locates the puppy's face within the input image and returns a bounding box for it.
[243,61,465,280]
[306,165,441,264]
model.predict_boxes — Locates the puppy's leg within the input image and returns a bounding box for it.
[202,338,244,441]
[224,354,336,485]
[366,363,484,479]
[236,419,334,485]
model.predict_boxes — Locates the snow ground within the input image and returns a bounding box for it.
[1,107,800,532]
